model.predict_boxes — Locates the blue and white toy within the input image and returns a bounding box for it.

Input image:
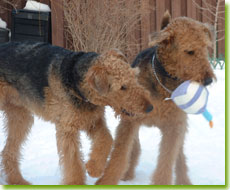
[169,80,213,128]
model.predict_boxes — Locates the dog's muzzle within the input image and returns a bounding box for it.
[121,108,135,117]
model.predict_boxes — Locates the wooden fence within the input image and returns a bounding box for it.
[0,0,225,57]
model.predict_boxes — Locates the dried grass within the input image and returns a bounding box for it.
[1,0,149,61]
[63,0,147,61]
[0,0,22,13]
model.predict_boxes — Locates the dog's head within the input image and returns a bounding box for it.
[149,11,216,86]
[83,49,153,118]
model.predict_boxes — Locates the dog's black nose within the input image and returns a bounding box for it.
[203,78,213,86]
[145,104,153,113]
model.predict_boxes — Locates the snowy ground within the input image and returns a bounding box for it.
[0,69,225,185]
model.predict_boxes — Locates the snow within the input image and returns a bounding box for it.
[0,69,225,185]
[0,18,7,29]
[24,0,51,12]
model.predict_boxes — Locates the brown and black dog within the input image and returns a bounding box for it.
[96,11,215,185]
[0,41,153,185]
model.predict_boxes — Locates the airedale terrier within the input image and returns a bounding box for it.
[96,11,216,185]
[0,41,153,185]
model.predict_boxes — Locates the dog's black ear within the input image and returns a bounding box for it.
[88,66,110,95]
[161,10,171,30]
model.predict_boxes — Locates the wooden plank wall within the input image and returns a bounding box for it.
[0,0,50,28]
[139,0,225,57]
[218,0,225,57]
[0,0,225,57]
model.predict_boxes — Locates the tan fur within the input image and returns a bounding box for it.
[0,49,153,185]
[96,14,215,185]
[161,10,171,30]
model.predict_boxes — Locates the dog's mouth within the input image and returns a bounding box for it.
[169,74,179,81]
[121,108,135,117]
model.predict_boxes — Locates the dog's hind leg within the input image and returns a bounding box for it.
[85,117,113,178]
[121,132,141,181]
[1,104,33,185]
[175,146,192,185]
[55,124,85,185]
[152,120,187,185]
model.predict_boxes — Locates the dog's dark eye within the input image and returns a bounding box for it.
[185,50,195,55]
[121,85,127,90]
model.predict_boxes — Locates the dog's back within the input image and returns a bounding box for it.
[0,42,99,102]
[0,42,73,100]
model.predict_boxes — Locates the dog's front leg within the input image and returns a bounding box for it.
[96,119,139,185]
[152,121,187,185]
[85,117,113,178]
[56,124,85,185]
[175,143,192,185]
[121,132,141,181]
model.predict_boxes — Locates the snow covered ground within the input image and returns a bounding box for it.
[0,18,7,29]
[0,69,225,185]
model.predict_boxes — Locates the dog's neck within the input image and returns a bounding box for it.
[60,51,99,107]
[151,46,179,95]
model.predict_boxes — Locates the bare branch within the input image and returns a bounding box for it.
[202,13,215,23]
[63,0,144,61]
[216,36,225,42]
[202,0,217,12]
[217,11,226,14]
[217,17,225,21]
[1,0,21,11]
[192,0,211,12]
[216,29,225,33]
[194,0,225,60]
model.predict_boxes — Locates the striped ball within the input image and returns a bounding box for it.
[171,80,209,114]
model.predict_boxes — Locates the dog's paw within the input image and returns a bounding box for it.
[95,177,112,185]
[95,175,119,185]
[152,172,172,185]
[62,178,85,185]
[95,178,102,185]
[7,178,31,185]
[86,159,104,178]
[63,181,86,185]
[121,171,135,181]
[175,178,193,185]
[19,180,31,185]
